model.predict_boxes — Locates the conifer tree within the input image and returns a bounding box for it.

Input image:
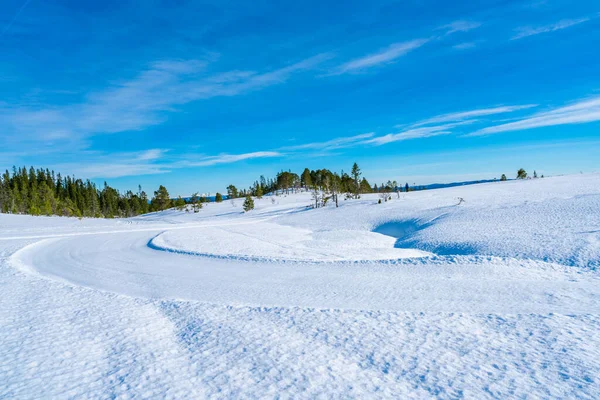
[226,185,238,199]
[215,192,223,202]
[190,192,202,212]
[360,178,372,194]
[174,196,186,210]
[351,163,361,198]
[151,185,171,211]
[243,195,254,212]
[301,168,312,189]
[0,166,157,218]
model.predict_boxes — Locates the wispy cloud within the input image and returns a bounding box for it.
[359,104,537,145]
[53,149,172,179]
[181,151,283,167]
[51,149,283,178]
[330,39,428,75]
[512,17,591,40]
[136,148,167,161]
[413,104,537,126]
[468,96,600,136]
[0,54,329,145]
[364,121,476,145]
[279,132,375,151]
[438,20,482,35]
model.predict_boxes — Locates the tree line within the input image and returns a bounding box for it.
[224,163,421,209]
[0,166,168,217]
[0,163,429,218]
[224,163,416,199]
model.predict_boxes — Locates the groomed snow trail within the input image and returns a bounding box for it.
[10,229,599,313]
[2,174,600,398]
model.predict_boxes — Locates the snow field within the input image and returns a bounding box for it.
[1,173,599,398]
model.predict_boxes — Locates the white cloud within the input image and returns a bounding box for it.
[365,121,475,145]
[276,105,537,148]
[72,163,170,179]
[512,17,591,40]
[50,149,282,179]
[438,20,482,35]
[136,149,167,161]
[413,104,537,126]
[182,151,282,167]
[52,149,171,179]
[468,96,600,136]
[360,104,535,145]
[0,54,329,145]
[330,39,428,75]
[279,132,375,151]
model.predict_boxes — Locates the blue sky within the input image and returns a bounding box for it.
[1,0,599,195]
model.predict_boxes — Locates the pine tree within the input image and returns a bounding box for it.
[517,168,527,179]
[500,174,507,181]
[174,196,186,210]
[351,163,361,198]
[151,185,171,211]
[360,178,372,194]
[215,192,223,203]
[190,192,202,212]
[243,195,254,212]
[226,185,238,199]
[301,168,312,189]
[330,172,341,207]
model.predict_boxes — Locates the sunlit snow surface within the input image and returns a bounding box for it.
[1,174,599,398]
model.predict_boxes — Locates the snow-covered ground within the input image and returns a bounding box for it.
[1,174,599,398]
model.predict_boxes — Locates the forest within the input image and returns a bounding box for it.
[0,163,415,218]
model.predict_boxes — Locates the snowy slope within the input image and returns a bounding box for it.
[1,174,599,398]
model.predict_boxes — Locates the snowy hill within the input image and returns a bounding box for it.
[1,174,599,398]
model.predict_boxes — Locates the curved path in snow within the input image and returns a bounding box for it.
[10,225,600,314]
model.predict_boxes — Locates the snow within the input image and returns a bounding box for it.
[1,174,599,398]
[151,222,431,261]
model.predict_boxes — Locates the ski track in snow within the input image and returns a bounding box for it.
[1,174,600,398]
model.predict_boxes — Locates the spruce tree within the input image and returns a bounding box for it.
[174,196,186,210]
[301,168,312,189]
[243,195,254,212]
[151,185,171,211]
[360,178,372,193]
[351,163,361,198]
